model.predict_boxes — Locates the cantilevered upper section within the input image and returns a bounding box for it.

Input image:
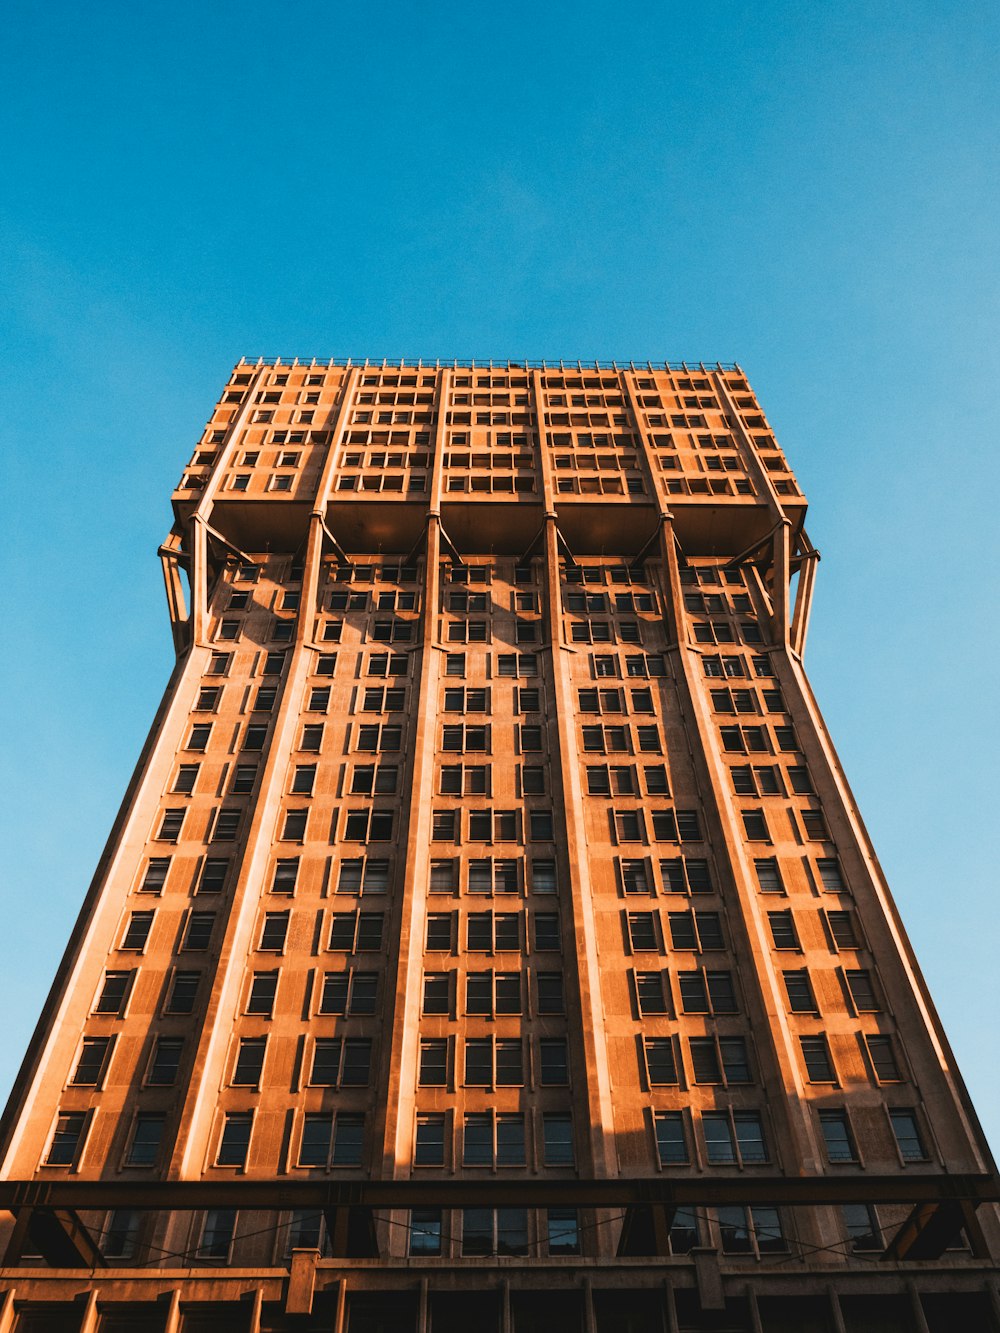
[171,360,806,558]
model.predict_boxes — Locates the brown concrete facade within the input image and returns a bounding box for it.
[1,359,997,1332]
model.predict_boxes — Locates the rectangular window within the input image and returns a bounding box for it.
[182,911,215,951]
[845,969,881,1013]
[147,1038,183,1086]
[644,1037,678,1086]
[247,971,278,1015]
[72,1037,113,1087]
[216,1113,253,1168]
[415,1114,446,1166]
[126,1114,164,1167]
[754,858,783,894]
[889,1109,928,1161]
[233,1038,266,1087]
[800,1036,835,1082]
[542,1114,574,1166]
[121,911,154,951]
[654,1112,688,1165]
[866,1034,902,1082]
[539,1038,569,1085]
[783,969,817,1013]
[95,970,133,1015]
[819,1109,858,1163]
[272,858,299,894]
[419,1039,448,1087]
[165,970,199,1014]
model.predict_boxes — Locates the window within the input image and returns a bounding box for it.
[767,910,798,949]
[466,970,521,1015]
[309,1038,372,1088]
[543,1114,574,1166]
[291,764,316,795]
[329,911,384,951]
[635,971,669,1014]
[827,910,859,948]
[103,1210,140,1259]
[95,970,133,1015]
[539,1038,569,1085]
[800,808,829,840]
[659,856,711,895]
[423,972,452,1016]
[644,1037,678,1086]
[126,1114,165,1167]
[121,911,154,951]
[173,764,199,794]
[300,724,324,752]
[216,1114,252,1167]
[298,1113,365,1167]
[842,1204,882,1253]
[462,1208,529,1257]
[415,1114,446,1166]
[231,764,257,794]
[783,969,817,1013]
[668,911,724,951]
[72,1037,113,1087]
[165,970,199,1014]
[547,1209,580,1255]
[259,912,289,951]
[156,808,185,842]
[243,724,267,750]
[139,857,170,895]
[419,1039,448,1087]
[536,972,565,1014]
[654,1112,688,1165]
[741,809,769,840]
[319,971,378,1017]
[678,969,737,1014]
[198,1209,237,1260]
[800,1036,835,1082]
[703,1111,768,1165]
[247,971,278,1015]
[182,911,215,951]
[147,1038,183,1086]
[463,1113,525,1167]
[465,1038,523,1087]
[468,858,520,895]
[866,1034,902,1082]
[529,810,553,840]
[272,858,299,894]
[846,969,881,1013]
[343,808,394,841]
[233,1038,266,1087]
[195,687,221,712]
[626,912,659,953]
[817,858,847,892]
[889,1109,928,1162]
[753,857,783,894]
[717,1206,787,1256]
[409,1209,442,1256]
[819,1110,858,1163]
[281,809,308,840]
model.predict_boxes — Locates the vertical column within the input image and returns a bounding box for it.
[381,370,452,1189]
[167,371,361,1184]
[530,370,617,1188]
[711,371,793,646]
[189,365,268,647]
[650,515,826,1173]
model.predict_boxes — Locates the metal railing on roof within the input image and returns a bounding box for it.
[236,356,742,373]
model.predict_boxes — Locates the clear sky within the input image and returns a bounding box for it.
[1,1,998,1155]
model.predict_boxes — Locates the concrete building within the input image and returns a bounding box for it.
[1,359,997,1332]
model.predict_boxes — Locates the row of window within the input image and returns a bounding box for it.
[134,853,561,899]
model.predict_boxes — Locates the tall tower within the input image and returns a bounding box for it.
[1,360,997,1333]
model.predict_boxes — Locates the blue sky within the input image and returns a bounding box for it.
[1,1,998,1155]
